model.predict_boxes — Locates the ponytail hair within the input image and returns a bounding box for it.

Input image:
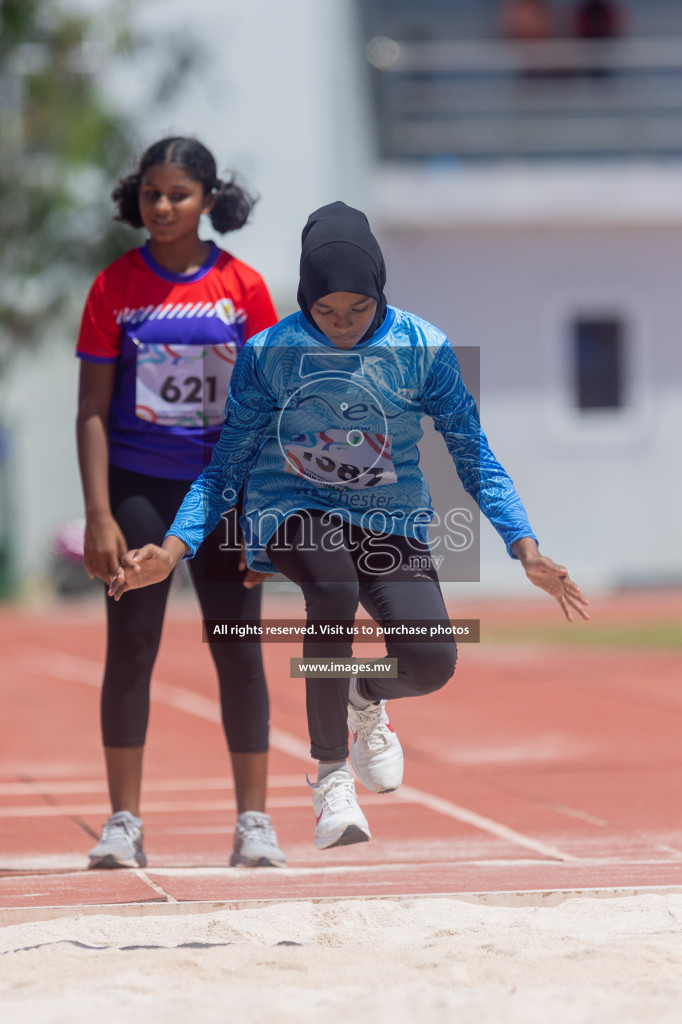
[210,176,256,233]
[111,136,257,233]
[112,173,143,228]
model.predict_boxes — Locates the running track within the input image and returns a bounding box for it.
[1,587,681,920]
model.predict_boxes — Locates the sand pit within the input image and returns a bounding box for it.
[1,891,681,1023]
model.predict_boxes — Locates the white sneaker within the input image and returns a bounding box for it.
[229,811,286,867]
[88,810,146,869]
[308,769,371,850]
[348,677,404,793]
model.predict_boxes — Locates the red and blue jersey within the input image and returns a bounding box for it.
[76,242,278,479]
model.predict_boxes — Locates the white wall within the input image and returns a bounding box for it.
[379,217,682,592]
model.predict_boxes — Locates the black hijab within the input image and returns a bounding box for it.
[297,201,387,342]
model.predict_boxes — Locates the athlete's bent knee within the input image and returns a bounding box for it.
[409,641,457,695]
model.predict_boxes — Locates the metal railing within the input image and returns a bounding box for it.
[365,37,682,160]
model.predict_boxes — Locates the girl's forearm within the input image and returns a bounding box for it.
[77,414,111,516]
[77,361,117,518]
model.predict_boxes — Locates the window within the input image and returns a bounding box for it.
[547,295,651,442]
[572,317,625,410]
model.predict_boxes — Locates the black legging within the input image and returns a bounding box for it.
[102,465,268,752]
[267,510,457,761]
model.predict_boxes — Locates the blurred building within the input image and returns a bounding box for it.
[6,0,682,594]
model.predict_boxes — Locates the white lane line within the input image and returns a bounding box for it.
[393,786,578,862]
[0,776,306,797]
[269,727,312,763]
[18,649,575,862]
[530,800,609,828]
[17,650,105,689]
[4,858,682,880]
[146,857,682,877]
[0,793,408,818]
[654,843,682,859]
[135,870,178,903]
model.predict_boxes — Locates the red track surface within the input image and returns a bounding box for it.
[1,587,681,918]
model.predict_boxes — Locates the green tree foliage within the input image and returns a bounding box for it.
[0,0,137,368]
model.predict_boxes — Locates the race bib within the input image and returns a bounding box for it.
[285,429,397,489]
[135,342,237,427]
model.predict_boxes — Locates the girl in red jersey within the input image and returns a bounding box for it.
[76,137,285,868]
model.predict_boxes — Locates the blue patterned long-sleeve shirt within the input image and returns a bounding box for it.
[167,306,537,572]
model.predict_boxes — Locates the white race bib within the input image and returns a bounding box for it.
[285,429,397,489]
[135,342,236,427]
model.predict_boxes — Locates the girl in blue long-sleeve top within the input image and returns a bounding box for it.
[109,201,589,852]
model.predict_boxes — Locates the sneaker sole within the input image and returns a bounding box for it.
[229,854,286,868]
[88,853,146,870]
[316,824,371,850]
[350,767,404,794]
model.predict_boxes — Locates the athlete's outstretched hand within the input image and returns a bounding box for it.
[512,537,590,622]
[108,536,188,601]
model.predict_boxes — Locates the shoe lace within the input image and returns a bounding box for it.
[318,772,356,811]
[99,817,133,843]
[353,702,391,752]
[240,816,277,846]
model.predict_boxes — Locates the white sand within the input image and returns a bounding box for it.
[1,892,682,1023]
